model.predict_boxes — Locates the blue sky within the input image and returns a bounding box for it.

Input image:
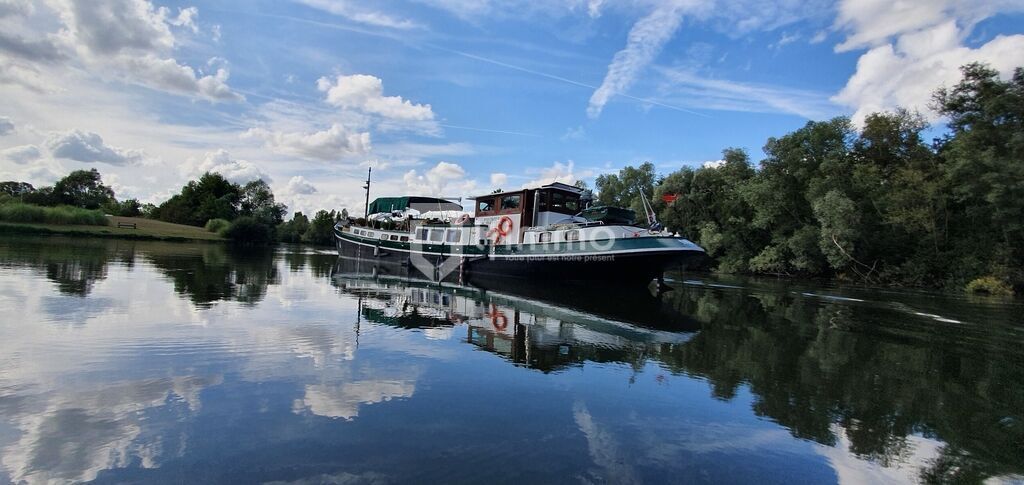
[1,0,1023,214]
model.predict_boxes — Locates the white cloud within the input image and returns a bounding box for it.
[244,124,372,161]
[402,161,470,196]
[0,0,32,18]
[832,9,1024,124]
[522,160,576,188]
[189,149,270,183]
[45,129,144,166]
[0,116,13,135]
[285,175,318,195]
[54,0,175,55]
[2,144,40,164]
[490,172,508,188]
[317,74,434,122]
[5,0,245,102]
[169,7,198,33]
[832,0,1023,53]
[295,0,420,29]
[702,159,726,169]
[118,56,244,102]
[588,3,693,118]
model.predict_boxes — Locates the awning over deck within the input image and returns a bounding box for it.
[367,196,462,215]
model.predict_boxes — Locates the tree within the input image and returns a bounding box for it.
[52,169,115,209]
[595,162,659,215]
[278,212,310,243]
[303,210,337,246]
[0,181,34,197]
[103,198,143,217]
[151,172,240,226]
[933,63,1024,287]
[239,179,286,226]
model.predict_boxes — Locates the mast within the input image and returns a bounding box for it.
[363,167,371,218]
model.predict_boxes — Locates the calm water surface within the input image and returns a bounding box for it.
[0,235,1022,484]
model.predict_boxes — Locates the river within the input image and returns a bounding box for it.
[0,235,1021,484]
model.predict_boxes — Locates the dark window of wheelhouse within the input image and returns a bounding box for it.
[477,199,494,212]
[551,192,566,210]
[501,195,521,210]
[550,191,581,215]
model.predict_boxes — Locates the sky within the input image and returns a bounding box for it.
[1,0,1023,215]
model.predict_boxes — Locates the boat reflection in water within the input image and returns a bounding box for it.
[331,254,1024,484]
[332,256,699,373]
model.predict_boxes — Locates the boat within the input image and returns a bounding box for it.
[333,181,705,285]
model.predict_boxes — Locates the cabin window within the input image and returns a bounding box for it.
[416,228,429,240]
[390,235,399,241]
[400,236,409,242]
[477,199,494,212]
[538,193,549,211]
[446,229,461,243]
[550,192,581,214]
[551,192,566,210]
[539,232,552,243]
[566,230,579,241]
[501,195,521,210]
[429,229,443,242]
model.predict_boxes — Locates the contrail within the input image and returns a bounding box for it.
[434,46,709,117]
[221,9,707,118]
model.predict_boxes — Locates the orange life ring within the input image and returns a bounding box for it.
[455,213,470,225]
[487,216,514,244]
[489,303,508,331]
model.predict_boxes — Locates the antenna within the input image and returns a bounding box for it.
[636,184,657,226]
[363,167,371,218]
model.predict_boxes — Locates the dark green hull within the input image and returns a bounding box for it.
[335,229,705,285]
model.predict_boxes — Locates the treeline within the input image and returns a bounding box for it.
[1,170,344,246]
[597,63,1023,293]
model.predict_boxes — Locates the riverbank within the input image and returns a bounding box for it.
[0,216,224,242]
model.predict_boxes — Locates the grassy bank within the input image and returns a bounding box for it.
[0,203,108,226]
[0,216,225,242]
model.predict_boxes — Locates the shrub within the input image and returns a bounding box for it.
[204,218,231,234]
[0,203,108,226]
[222,216,274,245]
[965,276,1014,296]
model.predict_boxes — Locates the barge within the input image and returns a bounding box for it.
[334,182,704,285]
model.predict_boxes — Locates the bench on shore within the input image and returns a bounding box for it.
[117,222,137,229]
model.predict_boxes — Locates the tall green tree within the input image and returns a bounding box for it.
[152,172,241,226]
[595,162,659,216]
[52,169,115,209]
[932,63,1024,286]
[303,210,338,246]
[239,179,287,226]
